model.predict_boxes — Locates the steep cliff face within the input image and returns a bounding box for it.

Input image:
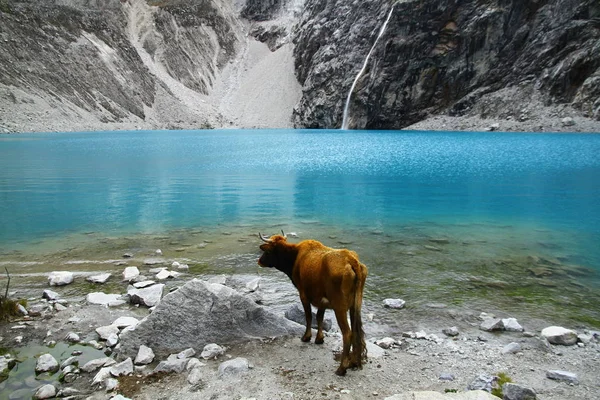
[292,0,600,129]
[0,0,244,131]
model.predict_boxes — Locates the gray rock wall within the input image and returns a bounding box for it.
[291,0,600,129]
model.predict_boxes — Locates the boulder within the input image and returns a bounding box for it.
[110,358,133,377]
[480,318,504,332]
[48,271,73,286]
[118,279,304,359]
[35,354,59,373]
[442,326,459,337]
[177,348,196,359]
[127,284,165,307]
[502,318,524,332]
[502,342,521,354]
[154,354,189,374]
[87,273,112,284]
[541,326,578,345]
[81,357,114,373]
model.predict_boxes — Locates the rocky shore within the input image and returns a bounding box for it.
[1,267,599,400]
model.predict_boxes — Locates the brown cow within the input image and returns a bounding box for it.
[257,231,368,376]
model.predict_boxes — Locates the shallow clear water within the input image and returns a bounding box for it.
[1,129,600,326]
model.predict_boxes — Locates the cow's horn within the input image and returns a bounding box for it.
[259,232,272,242]
[281,230,287,238]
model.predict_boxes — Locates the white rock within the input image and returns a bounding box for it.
[60,356,79,369]
[48,271,73,286]
[87,273,112,284]
[16,304,28,315]
[561,117,575,127]
[201,343,225,359]
[134,345,155,365]
[33,384,56,399]
[92,366,112,385]
[106,333,119,347]
[110,358,133,377]
[366,342,386,358]
[105,378,119,392]
[171,261,181,269]
[177,263,189,270]
[155,249,163,255]
[133,280,156,288]
[87,292,126,307]
[541,326,578,345]
[245,278,261,292]
[154,354,188,374]
[127,284,164,307]
[96,325,120,340]
[35,354,59,373]
[177,348,196,359]
[375,337,398,349]
[64,332,80,343]
[547,369,579,384]
[186,358,205,371]
[502,318,524,332]
[112,316,140,329]
[123,266,140,282]
[54,303,67,312]
[188,366,203,385]
[81,357,113,373]
[383,298,405,309]
[480,318,504,332]
[156,269,171,280]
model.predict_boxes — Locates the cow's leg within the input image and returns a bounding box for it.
[334,308,351,376]
[315,308,326,344]
[300,298,312,342]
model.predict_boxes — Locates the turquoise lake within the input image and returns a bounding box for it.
[1,129,600,326]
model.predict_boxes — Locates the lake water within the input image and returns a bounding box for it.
[1,129,600,328]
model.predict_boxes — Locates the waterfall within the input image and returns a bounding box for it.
[341,6,395,130]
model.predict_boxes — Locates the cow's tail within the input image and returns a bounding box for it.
[351,259,368,368]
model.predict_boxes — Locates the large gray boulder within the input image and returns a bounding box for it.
[118,279,304,359]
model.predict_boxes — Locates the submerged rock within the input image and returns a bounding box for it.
[118,279,303,359]
[33,384,56,399]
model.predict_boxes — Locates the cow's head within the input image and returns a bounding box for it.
[257,231,288,269]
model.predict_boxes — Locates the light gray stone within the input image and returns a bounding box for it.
[118,279,303,359]
[187,366,203,385]
[186,358,205,371]
[110,358,133,377]
[480,318,504,332]
[60,356,79,369]
[502,383,537,400]
[123,266,140,281]
[502,318,524,332]
[65,332,80,343]
[81,357,113,373]
[133,280,156,288]
[561,117,575,126]
[467,374,497,392]
[502,342,521,354]
[87,292,126,307]
[92,366,112,385]
[177,348,196,359]
[42,289,60,301]
[541,326,578,345]
[33,384,56,399]
[200,343,225,360]
[154,354,188,374]
[16,303,28,315]
[112,316,140,329]
[105,377,119,392]
[54,303,67,311]
[87,273,112,284]
[218,357,249,377]
[383,298,406,309]
[546,369,579,384]
[135,345,155,365]
[48,271,73,286]
[375,337,398,349]
[442,326,459,337]
[107,333,119,347]
[96,325,120,340]
[35,354,59,373]
[127,284,165,307]
[245,277,261,292]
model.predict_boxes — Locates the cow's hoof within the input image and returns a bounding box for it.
[301,335,311,343]
[335,367,347,376]
[315,337,324,344]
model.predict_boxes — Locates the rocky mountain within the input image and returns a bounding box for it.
[0,0,598,132]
